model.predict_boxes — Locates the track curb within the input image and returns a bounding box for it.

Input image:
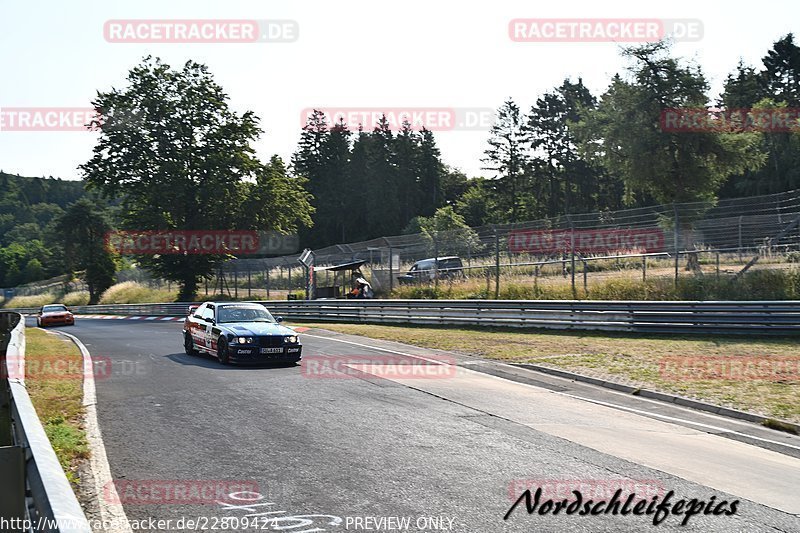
[511,362,800,434]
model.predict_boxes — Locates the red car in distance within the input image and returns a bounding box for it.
[37,304,75,327]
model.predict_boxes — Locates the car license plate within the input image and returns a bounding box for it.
[260,347,284,354]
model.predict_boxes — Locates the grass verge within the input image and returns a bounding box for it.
[24,327,88,485]
[296,322,800,424]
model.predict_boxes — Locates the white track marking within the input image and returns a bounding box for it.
[302,332,800,452]
[56,330,133,533]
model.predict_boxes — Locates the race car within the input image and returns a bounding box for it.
[183,301,302,365]
[37,304,75,327]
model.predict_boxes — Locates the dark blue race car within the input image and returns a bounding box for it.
[183,301,302,365]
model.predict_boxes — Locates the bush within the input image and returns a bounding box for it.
[99,281,177,304]
[4,293,58,308]
[62,291,90,306]
[387,267,800,301]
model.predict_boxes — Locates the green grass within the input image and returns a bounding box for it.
[296,322,800,424]
[25,328,88,485]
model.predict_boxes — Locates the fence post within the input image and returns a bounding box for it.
[433,233,439,291]
[738,215,743,262]
[387,239,394,294]
[534,264,539,296]
[569,215,576,297]
[247,267,251,298]
[266,268,270,299]
[582,259,587,295]
[493,227,500,299]
[234,263,238,299]
[674,203,680,287]
[716,252,720,279]
[288,264,292,292]
[642,256,647,282]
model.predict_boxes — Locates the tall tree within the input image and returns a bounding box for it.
[81,57,313,300]
[581,42,764,205]
[364,116,401,237]
[56,199,117,304]
[416,128,446,216]
[761,33,800,106]
[482,99,530,222]
[394,121,421,223]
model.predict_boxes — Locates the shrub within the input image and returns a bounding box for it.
[63,291,90,306]
[99,281,178,304]
[4,293,58,309]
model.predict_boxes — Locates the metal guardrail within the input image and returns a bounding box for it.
[8,300,800,335]
[0,311,91,533]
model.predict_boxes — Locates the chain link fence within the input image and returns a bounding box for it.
[224,189,800,299]
[4,190,800,302]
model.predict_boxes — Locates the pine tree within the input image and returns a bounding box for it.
[481,99,530,222]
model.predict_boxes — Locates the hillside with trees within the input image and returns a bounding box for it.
[0,172,86,286]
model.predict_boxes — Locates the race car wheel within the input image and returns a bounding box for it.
[217,338,230,365]
[184,332,198,356]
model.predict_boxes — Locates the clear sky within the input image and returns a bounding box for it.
[0,0,797,181]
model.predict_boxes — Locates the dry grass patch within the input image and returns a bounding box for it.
[297,322,800,423]
[25,327,88,485]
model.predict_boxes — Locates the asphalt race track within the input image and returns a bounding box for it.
[31,317,800,533]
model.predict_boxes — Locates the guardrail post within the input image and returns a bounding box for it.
[716,252,720,279]
[0,445,25,531]
[642,255,647,282]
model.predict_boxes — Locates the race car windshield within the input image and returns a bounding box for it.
[42,305,67,313]
[217,306,275,323]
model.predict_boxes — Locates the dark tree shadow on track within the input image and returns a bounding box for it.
[164,352,299,370]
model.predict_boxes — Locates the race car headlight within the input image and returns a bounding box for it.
[284,335,298,344]
[236,337,254,344]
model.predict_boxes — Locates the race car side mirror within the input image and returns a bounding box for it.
[275,316,284,323]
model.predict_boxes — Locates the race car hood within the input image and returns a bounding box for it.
[42,311,70,317]
[222,322,295,337]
